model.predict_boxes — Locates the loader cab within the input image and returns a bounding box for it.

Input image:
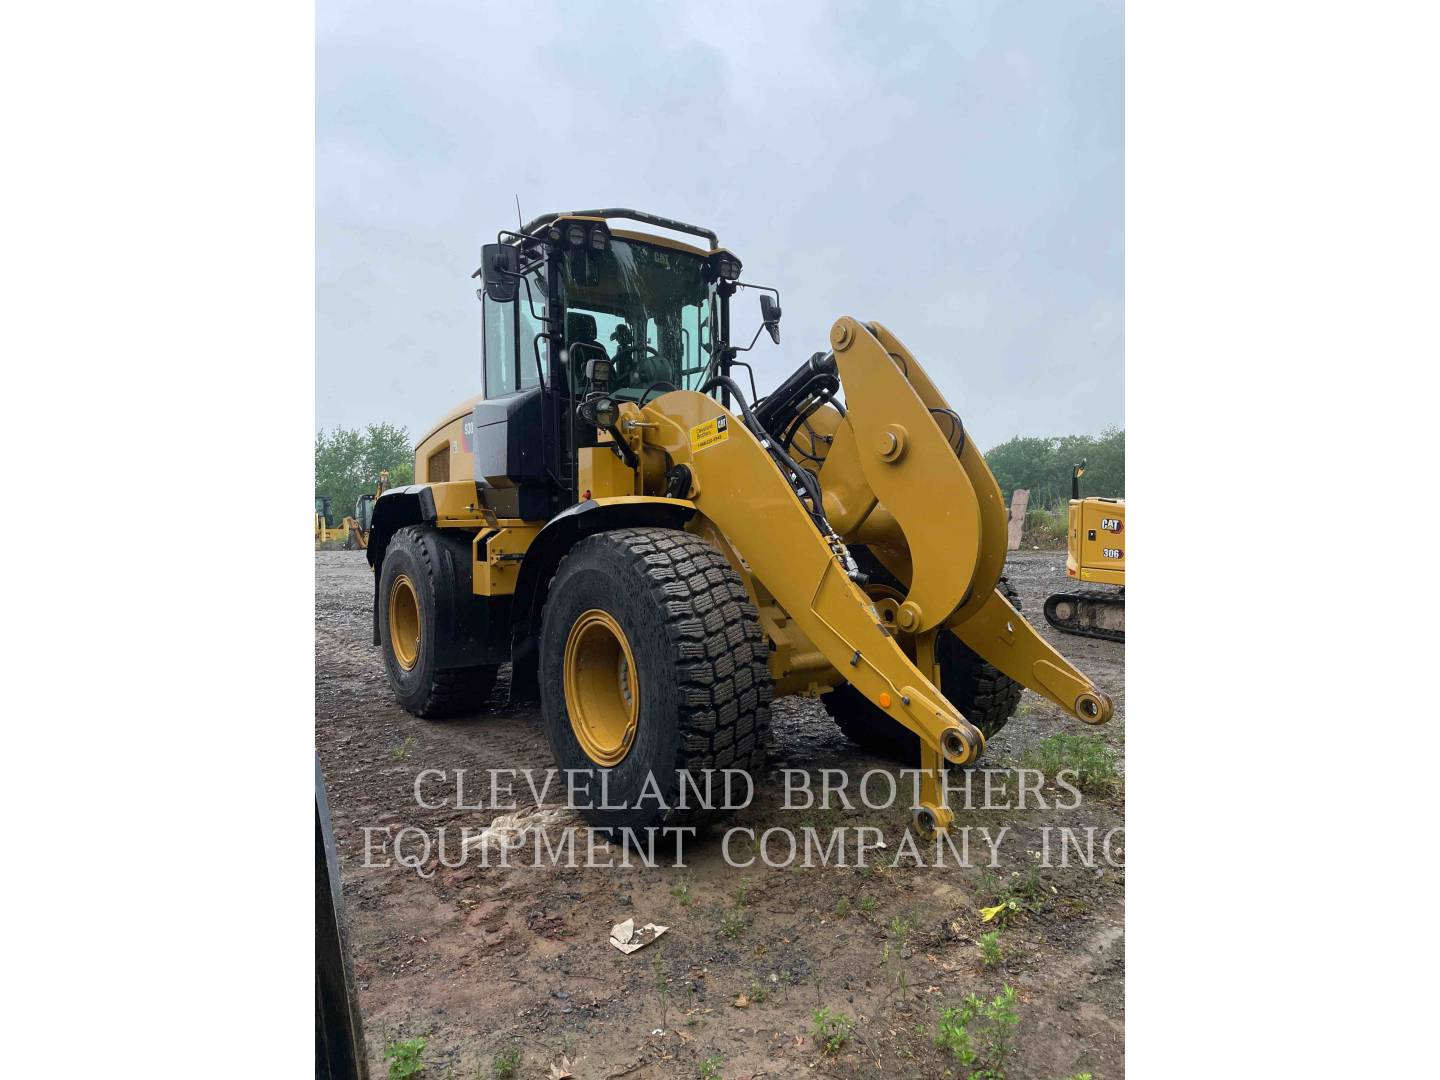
[474,210,759,518]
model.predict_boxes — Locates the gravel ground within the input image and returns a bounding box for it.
[317,547,1125,1079]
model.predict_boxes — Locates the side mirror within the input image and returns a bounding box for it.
[480,243,519,303]
[760,294,781,344]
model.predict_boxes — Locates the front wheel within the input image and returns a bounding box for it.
[539,528,772,834]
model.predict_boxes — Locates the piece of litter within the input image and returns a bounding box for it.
[609,917,669,954]
[979,902,1009,923]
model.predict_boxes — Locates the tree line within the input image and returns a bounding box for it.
[984,427,1124,509]
[314,423,415,524]
[315,421,1123,525]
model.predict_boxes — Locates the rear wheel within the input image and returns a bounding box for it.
[379,526,499,717]
[824,576,1025,762]
[539,527,772,834]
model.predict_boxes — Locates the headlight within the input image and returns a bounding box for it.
[592,397,617,429]
[567,222,587,246]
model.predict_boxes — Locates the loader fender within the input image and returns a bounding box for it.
[365,486,442,646]
[365,485,441,571]
[507,496,696,702]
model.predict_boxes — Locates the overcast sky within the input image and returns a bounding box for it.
[317,0,1122,452]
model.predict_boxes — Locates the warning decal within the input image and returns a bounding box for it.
[689,414,730,453]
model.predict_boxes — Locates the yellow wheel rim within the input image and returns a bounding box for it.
[388,574,421,672]
[563,609,639,766]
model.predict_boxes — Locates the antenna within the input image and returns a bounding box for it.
[515,194,523,230]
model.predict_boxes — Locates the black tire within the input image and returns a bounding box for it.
[539,527,772,835]
[379,525,499,718]
[825,577,1025,762]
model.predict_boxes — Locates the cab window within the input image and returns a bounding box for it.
[517,267,547,391]
[483,291,516,398]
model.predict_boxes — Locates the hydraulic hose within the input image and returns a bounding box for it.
[698,374,831,534]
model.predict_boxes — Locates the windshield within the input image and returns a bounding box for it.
[559,237,714,399]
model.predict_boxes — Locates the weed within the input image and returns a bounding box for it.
[670,878,694,906]
[385,1037,426,1080]
[883,915,916,997]
[811,1006,855,1055]
[720,909,747,939]
[490,1046,521,1079]
[858,895,878,915]
[978,931,1003,967]
[699,1055,724,1079]
[745,976,770,1005]
[833,898,851,918]
[391,736,419,761]
[732,881,751,908]
[934,985,1019,1079]
[653,954,671,1028]
[1021,733,1120,795]
[977,867,1048,926]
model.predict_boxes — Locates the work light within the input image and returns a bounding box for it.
[567,222,587,246]
[592,397,617,429]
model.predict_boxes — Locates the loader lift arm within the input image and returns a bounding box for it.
[629,318,1111,832]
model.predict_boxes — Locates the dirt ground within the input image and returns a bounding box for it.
[316,549,1124,1079]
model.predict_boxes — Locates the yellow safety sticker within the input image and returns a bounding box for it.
[689,415,731,453]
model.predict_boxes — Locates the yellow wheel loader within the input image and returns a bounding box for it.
[1043,461,1125,642]
[367,209,1113,836]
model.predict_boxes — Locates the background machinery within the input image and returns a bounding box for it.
[343,470,391,550]
[315,497,347,545]
[366,209,1114,836]
[1043,461,1125,641]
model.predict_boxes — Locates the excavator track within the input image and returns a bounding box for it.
[1044,588,1125,643]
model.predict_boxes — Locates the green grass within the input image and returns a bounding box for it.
[833,898,851,918]
[978,930,1003,967]
[385,1037,426,1080]
[719,909,747,939]
[935,986,1019,1079]
[1022,505,1068,547]
[699,1055,723,1079]
[490,1046,521,1079]
[811,1007,855,1055]
[1021,733,1121,795]
[858,895,878,915]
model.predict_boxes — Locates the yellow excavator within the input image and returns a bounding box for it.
[1044,461,1125,642]
[366,209,1112,836]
